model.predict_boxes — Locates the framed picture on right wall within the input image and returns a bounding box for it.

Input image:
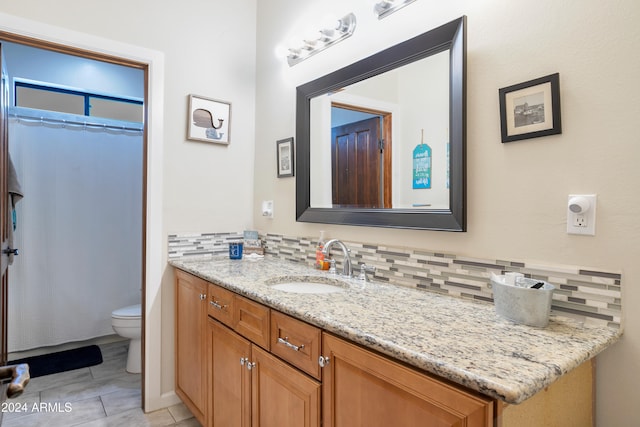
[499,73,562,143]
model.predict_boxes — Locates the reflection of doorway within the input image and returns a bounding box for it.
[332,117,380,207]
[331,103,392,208]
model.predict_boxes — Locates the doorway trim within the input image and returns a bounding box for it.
[0,12,170,412]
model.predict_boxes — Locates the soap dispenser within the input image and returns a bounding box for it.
[314,231,329,270]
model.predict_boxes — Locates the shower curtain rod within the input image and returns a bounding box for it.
[10,110,143,133]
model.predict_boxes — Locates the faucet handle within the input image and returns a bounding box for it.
[358,263,376,281]
[328,259,337,275]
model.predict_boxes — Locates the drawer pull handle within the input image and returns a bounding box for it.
[278,337,304,352]
[210,300,227,310]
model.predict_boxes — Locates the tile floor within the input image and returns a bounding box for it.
[2,341,198,427]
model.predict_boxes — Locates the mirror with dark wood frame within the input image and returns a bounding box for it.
[296,16,466,231]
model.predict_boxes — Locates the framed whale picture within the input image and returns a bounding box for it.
[187,94,231,144]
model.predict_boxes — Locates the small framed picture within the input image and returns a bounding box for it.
[277,137,294,178]
[187,94,231,144]
[499,73,561,143]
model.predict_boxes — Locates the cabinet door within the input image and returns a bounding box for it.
[251,345,321,427]
[209,319,251,427]
[175,270,208,425]
[322,333,493,427]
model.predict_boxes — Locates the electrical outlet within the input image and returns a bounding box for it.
[574,215,587,227]
[567,194,596,235]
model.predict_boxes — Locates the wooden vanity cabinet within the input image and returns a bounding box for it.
[251,344,321,427]
[321,333,494,427]
[175,270,209,425]
[207,316,321,427]
[176,269,492,427]
[196,273,319,427]
[207,318,251,427]
[177,269,590,427]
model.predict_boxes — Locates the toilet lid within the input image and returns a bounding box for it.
[112,304,141,319]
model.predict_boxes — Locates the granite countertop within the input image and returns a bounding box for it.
[170,256,622,404]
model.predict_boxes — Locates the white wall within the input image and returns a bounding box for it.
[254,1,640,425]
[2,1,639,424]
[396,51,449,208]
[0,0,257,412]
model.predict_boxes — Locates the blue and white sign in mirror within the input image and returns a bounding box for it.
[412,142,432,189]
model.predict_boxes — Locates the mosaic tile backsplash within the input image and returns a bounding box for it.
[168,232,622,329]
[168,232,244,258]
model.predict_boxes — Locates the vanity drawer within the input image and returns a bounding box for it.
[270,311,321,380]
[235,296,270,349]
[207,283,235,327]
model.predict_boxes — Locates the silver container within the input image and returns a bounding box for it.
[490,277,555,327]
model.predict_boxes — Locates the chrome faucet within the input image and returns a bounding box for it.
[321,239,353,277]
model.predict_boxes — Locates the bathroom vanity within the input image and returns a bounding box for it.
[172,257,620,426]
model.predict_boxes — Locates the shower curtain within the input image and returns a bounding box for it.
[7,114,143,352]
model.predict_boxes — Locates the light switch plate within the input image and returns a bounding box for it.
[262,200,274,219]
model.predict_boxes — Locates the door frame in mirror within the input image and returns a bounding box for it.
[296,16,466,231]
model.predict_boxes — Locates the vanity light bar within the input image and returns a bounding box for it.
[287,13,357,66]
[374,0,418,19]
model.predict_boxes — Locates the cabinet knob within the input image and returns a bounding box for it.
[199,294,206,301]
[318,356,330,368]
[240,357,255,370]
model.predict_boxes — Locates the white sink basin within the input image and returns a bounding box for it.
[270,281,344,294]
[266,276,346,294]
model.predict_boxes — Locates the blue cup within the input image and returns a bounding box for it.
[229,242,243,259]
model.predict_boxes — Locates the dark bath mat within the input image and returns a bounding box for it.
[8,344,103,378]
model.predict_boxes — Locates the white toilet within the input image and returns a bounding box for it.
[111,304,142,373]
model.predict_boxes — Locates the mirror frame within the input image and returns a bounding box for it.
[296,16,466,231]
